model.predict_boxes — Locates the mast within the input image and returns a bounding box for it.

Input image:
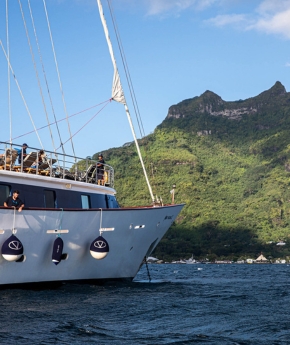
[96,0,155,203]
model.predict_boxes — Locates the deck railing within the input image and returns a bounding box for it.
[0,142,114,188]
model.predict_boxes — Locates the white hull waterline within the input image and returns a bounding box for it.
[0,170,183,286]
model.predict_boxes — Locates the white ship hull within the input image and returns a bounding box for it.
[0,0,186,286]
[0,204,183,286]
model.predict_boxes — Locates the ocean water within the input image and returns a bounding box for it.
[0,264,289,345]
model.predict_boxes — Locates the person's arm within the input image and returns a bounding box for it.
[18,204,24,212]
[4,197,10,207]
[18,200,24,212]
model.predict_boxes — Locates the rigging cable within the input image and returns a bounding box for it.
[6,0,12,145]
[56,100,111,150]
[0,40,44,149]
[28,0,64,156]
[25,0,59,154]
[4,99,111,144]
[18,0,48,150]
[107,0,146,138]
[97,0,155,203]
[107,0,158,197]
[42,0,76,158]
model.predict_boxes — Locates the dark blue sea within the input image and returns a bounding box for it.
[0,263,289,345]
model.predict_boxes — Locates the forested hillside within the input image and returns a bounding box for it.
[95,81,290,261]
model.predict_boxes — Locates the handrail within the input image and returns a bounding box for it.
[0,141,114,188]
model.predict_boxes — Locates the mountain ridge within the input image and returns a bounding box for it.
[166,81,288,121]
[97,81,290,261]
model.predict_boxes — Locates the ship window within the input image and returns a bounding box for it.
[81,195,91,209]
[0,185,10,206]
[105,195,119,208]
[44,190,56,208]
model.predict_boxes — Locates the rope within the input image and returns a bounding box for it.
[12,207,16,234]
[57,208,64,237]
[144,256,151,282]
[0,40,44,149]
[43,0,76,158]
[99,209,103,235]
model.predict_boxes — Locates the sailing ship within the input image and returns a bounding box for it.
[0,1,184,286]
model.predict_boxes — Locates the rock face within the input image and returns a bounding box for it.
[199,105,257,120]
[168,104,258,120]
[197,130,211,136]
[166,81,288,121]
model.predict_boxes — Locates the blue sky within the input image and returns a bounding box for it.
[0,0,290,158]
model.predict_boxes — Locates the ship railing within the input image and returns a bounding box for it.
[0,142,114,188]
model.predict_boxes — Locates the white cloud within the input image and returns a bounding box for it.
[286,62,290,67]
[206,14,248,27]
[145,0,218,16]
[250,7,290,39]
[206,0,290,39]
[141,0,290,40]
[257,0,290,14]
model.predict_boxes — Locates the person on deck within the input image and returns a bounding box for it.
[4,190,24,212]
[97,153,105,185]
[31,150,46,168]
[15,143,28,164]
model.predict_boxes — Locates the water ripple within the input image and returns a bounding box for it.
[0,264,289,344]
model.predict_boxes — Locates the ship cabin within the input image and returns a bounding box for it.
[0,142,119,210]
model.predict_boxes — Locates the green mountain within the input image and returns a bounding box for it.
[96,81,290,261]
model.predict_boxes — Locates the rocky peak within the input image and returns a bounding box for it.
[200,90,223,103]
[269,81,286,96]
[257,81,286,99]
[166,82,288,121]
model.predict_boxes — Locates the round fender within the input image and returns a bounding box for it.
[2,234,24,262]
[90,235,109,260]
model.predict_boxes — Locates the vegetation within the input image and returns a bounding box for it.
[95,81,290,261]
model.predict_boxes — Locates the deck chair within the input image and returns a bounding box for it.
[24,167,37,174]
[22,151,38,168]
[38,158,57,170]
[49,166,76,180]
[0,149,18,169]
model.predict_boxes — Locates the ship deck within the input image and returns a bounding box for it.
[0,142,114,188]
